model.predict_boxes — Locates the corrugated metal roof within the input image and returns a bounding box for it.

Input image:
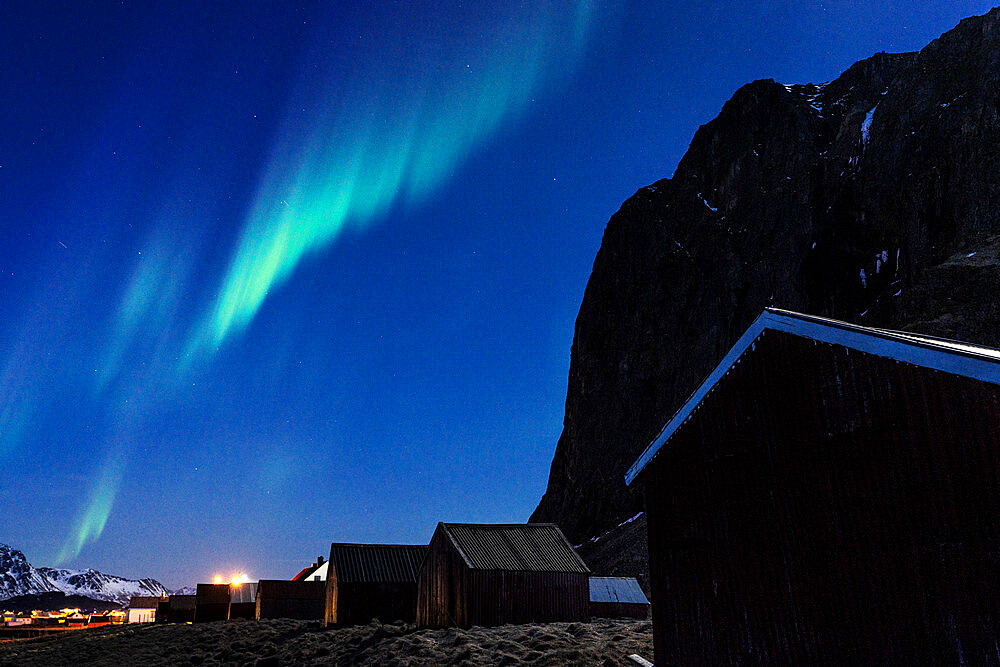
[128,596,163,609]
[257,580,326,600]
[589,577,649,604]
[327,543,426,583]
[168,595,196,610]
[626,307,1000,485]
[440,523,590,573]
[229,582,258,603]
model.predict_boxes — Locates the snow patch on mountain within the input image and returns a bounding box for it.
[38,567,169,606]
[0,543,168,606]
[0,544,58,600]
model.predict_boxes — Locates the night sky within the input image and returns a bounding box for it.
[2,1,994,588]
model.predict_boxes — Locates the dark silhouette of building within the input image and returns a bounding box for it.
[325,543,426,626]
[628,308,1000,665]
[416,523,590,627]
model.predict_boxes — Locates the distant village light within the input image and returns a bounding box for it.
[213,576,223,585]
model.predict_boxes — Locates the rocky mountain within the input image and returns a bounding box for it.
[532,7,1000,583]
[0,544,57,600]
[39,567,168,606]
[0,544,168,606]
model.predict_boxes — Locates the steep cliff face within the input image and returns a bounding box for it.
[533,8,1000,555]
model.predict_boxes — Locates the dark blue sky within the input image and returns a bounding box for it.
[1,1,994,587]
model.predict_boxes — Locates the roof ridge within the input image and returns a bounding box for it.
[439,522,560,528]
[328,542,426,548]
[627,308,1000,485]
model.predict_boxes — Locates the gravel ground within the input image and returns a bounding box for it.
[0,617,653,666]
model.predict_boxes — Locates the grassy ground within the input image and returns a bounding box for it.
[0,617,653,666]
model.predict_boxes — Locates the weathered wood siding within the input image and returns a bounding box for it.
[589,601,650,619]
[643,330,1000,665]
[194,584,231,623]
[228,602,255,619]
[416,530,589,627]
[342,582,418,625]
[166,595,196,623]
[324,568,337,627]
[466,570,589,626]
[416,529,464,627]
[326,576,418,626]
[256,580,325,620]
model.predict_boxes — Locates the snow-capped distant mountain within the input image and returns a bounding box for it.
[0,544,57,600]
[0,543,169,606]
[38,567,169,606]
[170,585,197,595]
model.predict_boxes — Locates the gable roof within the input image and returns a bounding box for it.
[128,596,163,609]
[626,308,1000,485]
[327,543,426,584]
[437,523,590,573]
[589,577,649,604]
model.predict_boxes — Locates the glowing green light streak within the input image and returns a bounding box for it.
[56,447,124,564]
[189,3,596,355]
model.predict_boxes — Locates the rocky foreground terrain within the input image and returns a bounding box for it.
[0,618,653,666]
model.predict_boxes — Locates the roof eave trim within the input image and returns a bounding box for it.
[625,308,1000,485]
[624,312,770,485]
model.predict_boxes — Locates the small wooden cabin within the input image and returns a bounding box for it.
[589,577,650,619]
[416,523,591,628]
[166,595,196,623]
[256,580,326,620]
[325,543,426,626]
[627,308,1000,665]
[228,582,258,619]
[194,583,230,622]
[127,596,163,623]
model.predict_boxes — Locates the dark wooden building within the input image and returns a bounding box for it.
[194,583,230,622]
[325,543,426,626]
[589,577,650,619]
[166,595,196,623]
[626,308,1000,665]
[256,580,326,620]
[416,523,591,628]
[155,597,170,623]
[228,582,257,619]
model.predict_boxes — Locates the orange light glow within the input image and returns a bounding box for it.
[230,572,248,586]
[213,576,223,585]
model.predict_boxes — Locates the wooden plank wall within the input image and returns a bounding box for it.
[337,582,418,625]
[194,584,231,623]
[590,601,650,619]
[416,528,589,627]
[256,580,325,620]
[465,570,589,626]
[416,530,464,627]
[643,330,1000,665]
